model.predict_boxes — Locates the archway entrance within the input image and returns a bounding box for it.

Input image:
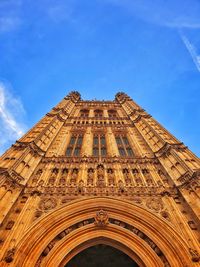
[66,244,139,267]
[12,197,192,267]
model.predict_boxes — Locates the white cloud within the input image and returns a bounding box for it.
[0,82,26,155]
[179,32,200,72]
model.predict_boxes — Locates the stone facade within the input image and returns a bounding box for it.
[0,91,199,266]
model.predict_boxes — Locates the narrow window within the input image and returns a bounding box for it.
[93,134,107,157]
[66,134,83,156]
[115,135,134,157]
[66,147,72,156]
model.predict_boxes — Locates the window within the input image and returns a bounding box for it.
[69,137,76,145]
[108,109,117,118]
[94,109,103,118]
[80,109,89,117]
[115,135,134,157]
[93,134,107,157]
[66,134,83,156]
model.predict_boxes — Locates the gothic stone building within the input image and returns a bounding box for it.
[0,91,200,267]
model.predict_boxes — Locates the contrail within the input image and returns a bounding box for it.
[179,31,200,72]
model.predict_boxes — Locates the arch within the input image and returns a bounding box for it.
[66,243,140,267]
[12,197,192,267]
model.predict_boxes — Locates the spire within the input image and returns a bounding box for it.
[115,92,131,102]
[65,91,81,102]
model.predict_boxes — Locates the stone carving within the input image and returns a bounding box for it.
[94,209,109,227]
[39,198,57,211]
[31,169,43,185]
[158,170,168,184]
[97,165,105,187]
[4,248,15,263]
[48,177,55,186]
[131,197,142,204]
[70,168,78,184]
[188,221,197,230]
[35,210,43,218]
[87,168,94,185]
[118,179,126,193]
[146,198,164,212]
[59,177,66,186]
[123,169,132,185]
[189,248,200,262]
[77,180,84,194]
[160,211,170,221]
[107,168,115,186]
[135,176,143,186]
[6,220,15,230]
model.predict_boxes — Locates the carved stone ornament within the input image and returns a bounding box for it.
[94,209,109,227]
[189,248,200,262]
[4,248,15,263]
[146,198,164,212]
[39,198,57,211]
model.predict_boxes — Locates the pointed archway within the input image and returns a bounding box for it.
[66,244,139,267]
[12,197,192,267]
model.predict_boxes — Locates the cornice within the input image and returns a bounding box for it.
[46,112,57,117]
[0,168,25,188]
[63,122,132,127]
[155,142,185,157]
[57,114,66,122]
[177,169,200,189]
[129,113,151,123]
[75,101,119,107]
[24,184,176,197]
[14,141,45,156]
[30,142,46,156]
[40,155,159,164]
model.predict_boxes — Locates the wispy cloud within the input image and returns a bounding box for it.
[0,82,26,155]
[179,32,200,72]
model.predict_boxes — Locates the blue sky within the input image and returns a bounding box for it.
[0,0,200,156]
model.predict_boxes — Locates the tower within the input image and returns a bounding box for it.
[0,91,200,266]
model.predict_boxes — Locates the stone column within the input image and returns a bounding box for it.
[81,127,93,157]
[103,110,109,118]
[0,189,20,225]
[106,128,119,157]
[89,109,94,118]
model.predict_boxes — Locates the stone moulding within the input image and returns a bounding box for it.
[9,197,193,267]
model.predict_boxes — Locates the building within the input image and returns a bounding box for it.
[0,91,200,266]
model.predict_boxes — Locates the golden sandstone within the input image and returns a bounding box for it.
[0,92,200,266]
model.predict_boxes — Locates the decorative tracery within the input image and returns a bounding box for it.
[115,135,134,157]
[66,135,83,156]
